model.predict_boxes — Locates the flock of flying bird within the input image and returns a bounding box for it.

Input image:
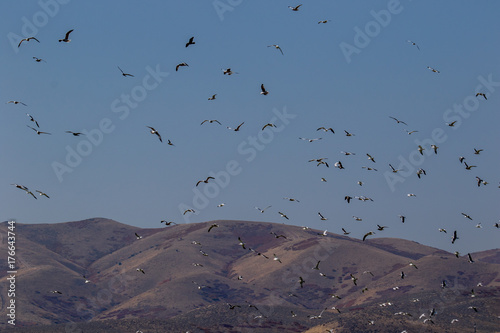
[6,3,498,331]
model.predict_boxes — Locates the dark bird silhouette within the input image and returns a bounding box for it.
[35,190,50,198]
[288,4,302,11]
[389,116,408,125]
[65,131,84,136]
[452,230,459,244]
[363,231,375,241]
[146,126,162,142]
[201,119,221,125]
[196,176,215,186]
[267,44,284,55]
[33,57,46,63]
[118,66,134,77]
[260,84,269,95]
[59,29,74,43]
[7,100,27,106]
[18,36,40,47]
[476,92,487,100]
[185,36,195,48]
[208,223,219,232]
[26,114,39,127]
[175,62,189,71]
[27,126,50,135]
[227,122,244,131]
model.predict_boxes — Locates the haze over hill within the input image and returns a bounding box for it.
[0,218,498,332]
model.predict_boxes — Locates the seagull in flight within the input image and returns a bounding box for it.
[222,68,238,75]
[288,4,302,11]
[65,131,84,136]
[344,130,355,136]
[208,94,217,100]
[298,276,305,288]
[461,213,473,220]
[267,44,284,55]
[208,223,219,232]
[342,228,350,235]
[183,209,195,215]
[464,162,476,170]
[33,57,46,63]
[366,153,376,163]
[451,230,459,244]
[389,116,408,125]
[406,40,420,50]
[118,66,134,77]
[255,205,271,213]
[473,148,483,155]
[399,215,406,223]
[317,127,334,133]
[431,144,439,154]
[196,176,215,186]
[7,100,27,106]
[26,114,39,127]
[416,168,426,178]
[476,92,487,100]
[201,119,221,125]
[262,123,276,130]
[185,36,195,48]
[134,232,142,240]
[350,273,358,285]
[446,121,457,127]
[146,126,162,142]
[35,190,50,198]
[405,130,418,135]
[299,137,322,142]
[389,164,400,173]
[136,268,145,274]
[18,36,40,47]
[377,225,388,231]
[334,161,344,169]
[362,166,378,171]
[27,126,50,135]
[427,66,440,73]
[273,254,282,263]
[318,212,327,221]
[278,212,289,220]
[160,220,177,226]
[283,197,300,202]
[227,122,244,131]
[318,20,330,24]
[58,29,74,43]
[175,62,189,71]
[260,84,269,95]
[363,231,375,241]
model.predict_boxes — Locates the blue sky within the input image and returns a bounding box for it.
[1,0,499,253]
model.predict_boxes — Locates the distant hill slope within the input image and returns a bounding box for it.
[0,218,498,332]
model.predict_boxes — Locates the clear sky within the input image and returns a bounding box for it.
[1,0,499,253]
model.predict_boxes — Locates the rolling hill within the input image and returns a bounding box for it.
[0,218,498,332]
